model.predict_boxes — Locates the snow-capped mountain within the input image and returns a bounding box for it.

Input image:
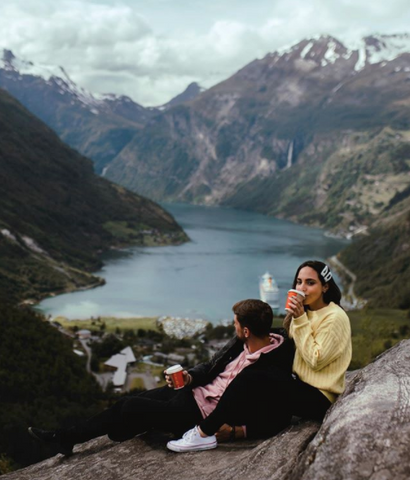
[104,33,410,238]
[0,49,162,172]
[0,49,209,172]
[0,49,150,118]
[269,33,410,71]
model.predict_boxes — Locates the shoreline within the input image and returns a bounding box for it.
[23,231,190,310]
[328,255,367,310]
[32,205,363,320]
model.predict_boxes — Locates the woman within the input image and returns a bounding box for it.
[170,261,351,450]
[283,260,352,420]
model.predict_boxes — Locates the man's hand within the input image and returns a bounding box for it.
[215,424,244,442]
[164,370,192,389]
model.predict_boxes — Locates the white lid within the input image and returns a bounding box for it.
[165,364,183,374]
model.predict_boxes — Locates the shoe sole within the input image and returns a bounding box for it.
[28,427,73,456]
[167,441,217,453]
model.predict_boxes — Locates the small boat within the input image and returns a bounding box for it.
[259,272,279,313]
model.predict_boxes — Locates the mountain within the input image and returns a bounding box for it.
[0,88,187,303]
[0,49,160,173]
[0,51,206,174]
[338,187,410,309]
[104,34,410,236]
[159,82,206,110]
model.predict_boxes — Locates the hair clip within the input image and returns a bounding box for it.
[321,265,332,282]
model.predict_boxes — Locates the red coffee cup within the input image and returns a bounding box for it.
[165,364,185,390]
[285,289,305,311]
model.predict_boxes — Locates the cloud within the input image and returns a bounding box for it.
[0,0,409,105]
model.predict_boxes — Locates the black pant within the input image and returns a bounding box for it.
[200,371,330,437]
[287,376,331,420]
[200,368,293,438]
[62,386,203,445]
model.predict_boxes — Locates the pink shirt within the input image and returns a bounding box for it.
[192,334,284,419]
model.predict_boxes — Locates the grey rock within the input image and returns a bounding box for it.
[4,339,410,480]
[285,339,410,480]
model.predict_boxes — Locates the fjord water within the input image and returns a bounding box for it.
[38,204,349,323]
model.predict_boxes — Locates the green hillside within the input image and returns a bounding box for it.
[339,194,410,309]
[0,89,187,303]
[0,303,104,473]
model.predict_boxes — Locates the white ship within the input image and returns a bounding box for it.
[259,272,279,313]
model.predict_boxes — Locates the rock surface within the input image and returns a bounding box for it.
[4,340,410,480]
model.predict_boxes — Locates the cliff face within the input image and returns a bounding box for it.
[105,35,410,236]
[5,338,410,480]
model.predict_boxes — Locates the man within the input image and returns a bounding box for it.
[29,299,294,454]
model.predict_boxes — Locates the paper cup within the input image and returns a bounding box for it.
[285,289,305,311]
[165,364,184,390]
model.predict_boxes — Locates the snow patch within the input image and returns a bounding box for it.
[1,50,103,111]
[322,40,340,66]
[300,42,313,59]
[354,45,367,71]
[21,236,48,255]
[1,229,17,242]
[367,34,410,65]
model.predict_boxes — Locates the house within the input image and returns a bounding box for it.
[121,346,136,364]
[167,353,185,365]
[103,346,136,393]
[77,329,92,340]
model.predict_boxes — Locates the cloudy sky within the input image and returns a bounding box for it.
[1,0,409,105]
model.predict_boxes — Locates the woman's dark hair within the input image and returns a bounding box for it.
[292,260,342,306]
[232,299,273,337]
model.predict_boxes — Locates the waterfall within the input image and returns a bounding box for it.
[286,140,294,168]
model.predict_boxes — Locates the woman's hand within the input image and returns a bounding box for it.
[215,424,244,442]
[164,370,192,388]
[287,294,305,318]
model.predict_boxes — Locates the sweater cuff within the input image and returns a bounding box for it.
[292,312,309,326]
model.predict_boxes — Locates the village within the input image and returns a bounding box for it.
[49,315,234,395]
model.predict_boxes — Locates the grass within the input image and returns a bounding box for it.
[59,309,409,371]
[132,363,165,377]
[56,316,159,333]
[348,307,410,369]
[130,378,145,390]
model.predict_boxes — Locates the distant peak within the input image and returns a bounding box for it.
[362,33,410,66]
[2,49,15,63]
[160,82,206,109]
[265,33,410,71]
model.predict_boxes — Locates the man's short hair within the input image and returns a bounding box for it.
[232,299,273,338]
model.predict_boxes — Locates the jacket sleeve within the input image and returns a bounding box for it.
[188,336,238,387]
[213,364,292,439]
[290,311,350,371]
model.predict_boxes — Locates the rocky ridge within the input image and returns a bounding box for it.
[0,50,205,174]
[104,34,410,236]
[5,338,410,480]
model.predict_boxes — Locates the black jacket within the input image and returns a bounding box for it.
[188,328,294,388]
[188,329,295,438]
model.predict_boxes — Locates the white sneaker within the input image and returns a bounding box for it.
[167,426,217,452]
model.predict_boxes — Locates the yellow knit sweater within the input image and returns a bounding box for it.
[289,302,352,403]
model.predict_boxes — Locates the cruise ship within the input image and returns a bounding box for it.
[259,272,279,313]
